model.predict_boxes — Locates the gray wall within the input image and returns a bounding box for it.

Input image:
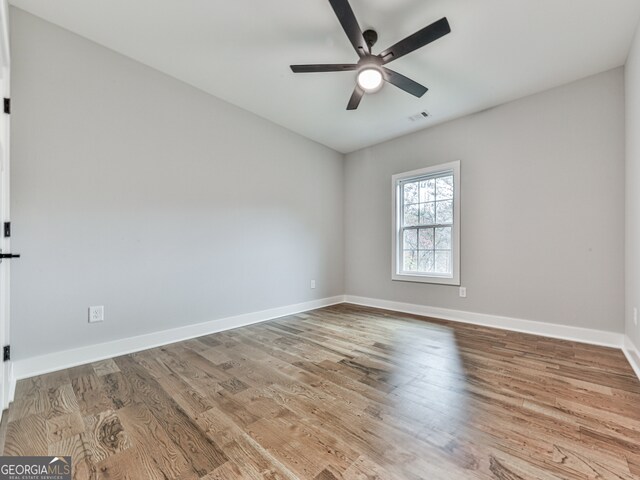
[345,68,625,333]
[626,22,640,348]
[10,8,344,360]
[10,6,629,364]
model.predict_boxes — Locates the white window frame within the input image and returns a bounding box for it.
[391,161,460,285]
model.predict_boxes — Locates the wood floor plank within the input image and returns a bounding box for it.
[9,377,50,421]
[48,433,95,480]
[72,374,114,417]
[47,411,85,444]
[93,447,166,480]
[113,355,228,476]
[3,304,640,479]
[221,435,299,480]
[200,460,251,479]
[0,408,8,454]
[45,383,80,420]
[5,414,48,456]
[117,403,199,480]
[92,359,120,377]
[81,410,132,464]
[98,372,135,410]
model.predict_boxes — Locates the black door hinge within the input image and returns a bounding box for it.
[3,98,9,115]
[4,222,10,238]
[3,345,9,362]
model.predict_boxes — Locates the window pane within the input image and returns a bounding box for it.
[403,229,418,250]
[403,204,419,226]
[435,251,451,274]
[403,250,417,271]
[419,179,436,203]
[419,202,435,225]
[395,166,458,282]
[418,250,435,273]
[435,200,453,224]
[418,228,434,250]
[435,227,451,249]
[436,176,453,200]
[403,181,419,205]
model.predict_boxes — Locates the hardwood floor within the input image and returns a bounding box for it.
[3,304,640,479]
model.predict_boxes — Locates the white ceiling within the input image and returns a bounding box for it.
[9,0,640,153]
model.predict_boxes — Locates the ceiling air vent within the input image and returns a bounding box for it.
[408,111,430,122]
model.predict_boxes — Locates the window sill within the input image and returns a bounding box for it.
[392,273,460,286]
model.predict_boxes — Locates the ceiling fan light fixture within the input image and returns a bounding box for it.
[357,68,383,93]
[289,0,451,109]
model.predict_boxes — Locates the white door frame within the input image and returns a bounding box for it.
[0,0,11,412]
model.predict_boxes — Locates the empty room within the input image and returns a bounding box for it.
[0,0,638,478]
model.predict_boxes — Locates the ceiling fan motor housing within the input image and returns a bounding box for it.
[363,29,378,50]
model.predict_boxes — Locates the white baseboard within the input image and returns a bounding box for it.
[344,295,624,349]
[623,335,640,381]
[7,362,15,406]
[10,295,345,389]
[9,294,639,403]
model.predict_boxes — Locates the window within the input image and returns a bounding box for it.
[392,161,460,285]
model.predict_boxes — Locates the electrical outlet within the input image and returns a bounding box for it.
[89,306,104,323]
[634,307,638,327]
[459,287,467,298]
[310,280,316,289]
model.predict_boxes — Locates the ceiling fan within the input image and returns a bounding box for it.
[290,0,451,110]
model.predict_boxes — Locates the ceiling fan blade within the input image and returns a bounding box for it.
[328,0,369,57]
[290,64,358,73]
[382,68,428,98]
[347,85,365,110]
[378,17,451,64]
